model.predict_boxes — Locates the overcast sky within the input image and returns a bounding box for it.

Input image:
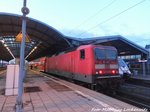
[0,0,150,47]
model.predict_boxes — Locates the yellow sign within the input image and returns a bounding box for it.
[15,32,31,43]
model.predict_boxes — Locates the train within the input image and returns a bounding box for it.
[118,58,131,79]
[42,44,121,90]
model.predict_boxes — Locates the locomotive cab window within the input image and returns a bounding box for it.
[94,48,117,60]
[94,48,105,59]
[106,50,117,60]
[80,49,85,59]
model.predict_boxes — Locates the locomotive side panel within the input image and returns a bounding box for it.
[45,45,95,83]
[57,52,72,78]
[46,52,73,79]
[73,46,95,83]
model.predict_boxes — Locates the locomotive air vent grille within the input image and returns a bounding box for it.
[24,86,42,93]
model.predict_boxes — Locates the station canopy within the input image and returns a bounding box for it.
[0,13,73,61]
[66,35,149,59]
[0,13,149,61]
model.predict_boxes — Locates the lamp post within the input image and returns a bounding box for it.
[16,0,29,112]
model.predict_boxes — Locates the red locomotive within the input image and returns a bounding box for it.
[44,44,120,90]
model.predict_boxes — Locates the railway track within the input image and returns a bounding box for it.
[126,77,150,88]
[94,84,150,111]
[114,89,150,111]
[115,77,150,111]
[101,81,150,111]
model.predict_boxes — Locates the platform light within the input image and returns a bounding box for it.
[25,46,38,59]
[6,46,15,59]
[1,40,4,43]
[6,46,9,50]
[34,46,37,49]
[0,40,15,59]
[25,42,41,59]
[119,52,126,55]
[9,51,15,59]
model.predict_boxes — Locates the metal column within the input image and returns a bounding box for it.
[143,62,146,76]
[16,0,29,111]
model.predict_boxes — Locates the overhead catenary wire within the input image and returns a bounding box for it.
[68,0,117,34]
[77,0,146,37]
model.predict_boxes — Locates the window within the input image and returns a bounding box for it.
[106,49,117,60]
[94,48,117,60]
[80,49,85,59]
[94,48,105,59]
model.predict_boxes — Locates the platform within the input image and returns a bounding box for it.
[131,74,150,81]
[0,70,147,112]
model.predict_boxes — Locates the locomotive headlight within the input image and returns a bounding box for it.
[112,70,116,74]
[96,71,99,74]
[99,70,103,74]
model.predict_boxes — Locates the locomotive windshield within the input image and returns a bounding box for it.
[94,48,117,60]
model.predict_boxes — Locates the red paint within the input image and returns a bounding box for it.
[45,45,118,76]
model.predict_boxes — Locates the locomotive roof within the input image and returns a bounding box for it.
[76,44,117,50]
